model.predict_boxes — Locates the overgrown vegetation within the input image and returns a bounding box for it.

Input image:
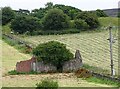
[42,8,69,30]
[2,34,32,54]
[36,79,58,89]
[33,41,74,72]
[11,16,41,34]
[75,11,100,29]
[86,77,120,87]
[2,2,106,35]
[2,7,15,25]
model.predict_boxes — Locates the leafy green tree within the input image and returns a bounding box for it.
[76,12,100,29]
[33,41,73,72]
[31,8,46,19]
[74,19,89,29]
[11,16,41,34]
[45,2,53,9]
[53,4,82,20]
[42,8,70,30]
[2,7,15,25]
[96,9,108,17]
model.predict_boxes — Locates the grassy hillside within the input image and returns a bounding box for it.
[2,40,31,75]
[22,28,118,75]
[99,17,119,27]
[2,17,119,75]
[21,17,119,75]
[2,40,114,87]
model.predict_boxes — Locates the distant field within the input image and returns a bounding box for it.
[2,40,114,87]
[99,17,119,27]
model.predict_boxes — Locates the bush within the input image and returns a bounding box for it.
[96,9,108,17]
[33,41,73,72]
[11,16,42,34]
[2,7,15,25]
[42,8,70,30]
[75,12,100,29]
[36,79,58,89]
[30,29,80,35]
[74,19,89,29]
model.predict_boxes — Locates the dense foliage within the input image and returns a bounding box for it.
[36,79,58,89]
[11,16,41,34]
[75,12,100,29]
[53,4,82,20]
[33,41,73,71]
[2,7,15,25]
[2,2,103,35]
[42,8,70,30]
[74,19,89,29]
[96,9,108,17]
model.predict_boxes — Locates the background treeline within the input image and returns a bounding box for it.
[2,2,110,35]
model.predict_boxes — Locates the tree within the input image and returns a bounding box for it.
[75,12,100,29]
[96,9,108,17]
[42,8,70,30]
[74,19,89,29]
[2,7,15,25]
[33,41,73,72]
[53,4,82,20]
[11,16,41,34]
[31,8,46,19]
[45,2,53,9]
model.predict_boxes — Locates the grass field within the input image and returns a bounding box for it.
[2,17,119,87]
[2,40,31,75]
[2,40,116,87]
[22,28,118,75]
[3,17,117,75]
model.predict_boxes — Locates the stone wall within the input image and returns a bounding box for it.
[63,50,83,72]
[35,61,57,73]
[16,50,83,73]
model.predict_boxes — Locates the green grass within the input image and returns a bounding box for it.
[2,17,118,75]
[2,17,119,87]
[2,34,32,54]
[2,40,31,75]
[22,27,118,75]
[85,77,120,87]
[2,40,115,87]
[99,17,119,27]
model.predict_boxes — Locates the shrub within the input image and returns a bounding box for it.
[96,9,108,17]
[42,8,70,30]
[36,79,58,89]
[30,29,80,35]
[2,7,15,25]
[75,12,100,29]
[74,19,89,29]
[33,41,73,72]
[11,16,42,34]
